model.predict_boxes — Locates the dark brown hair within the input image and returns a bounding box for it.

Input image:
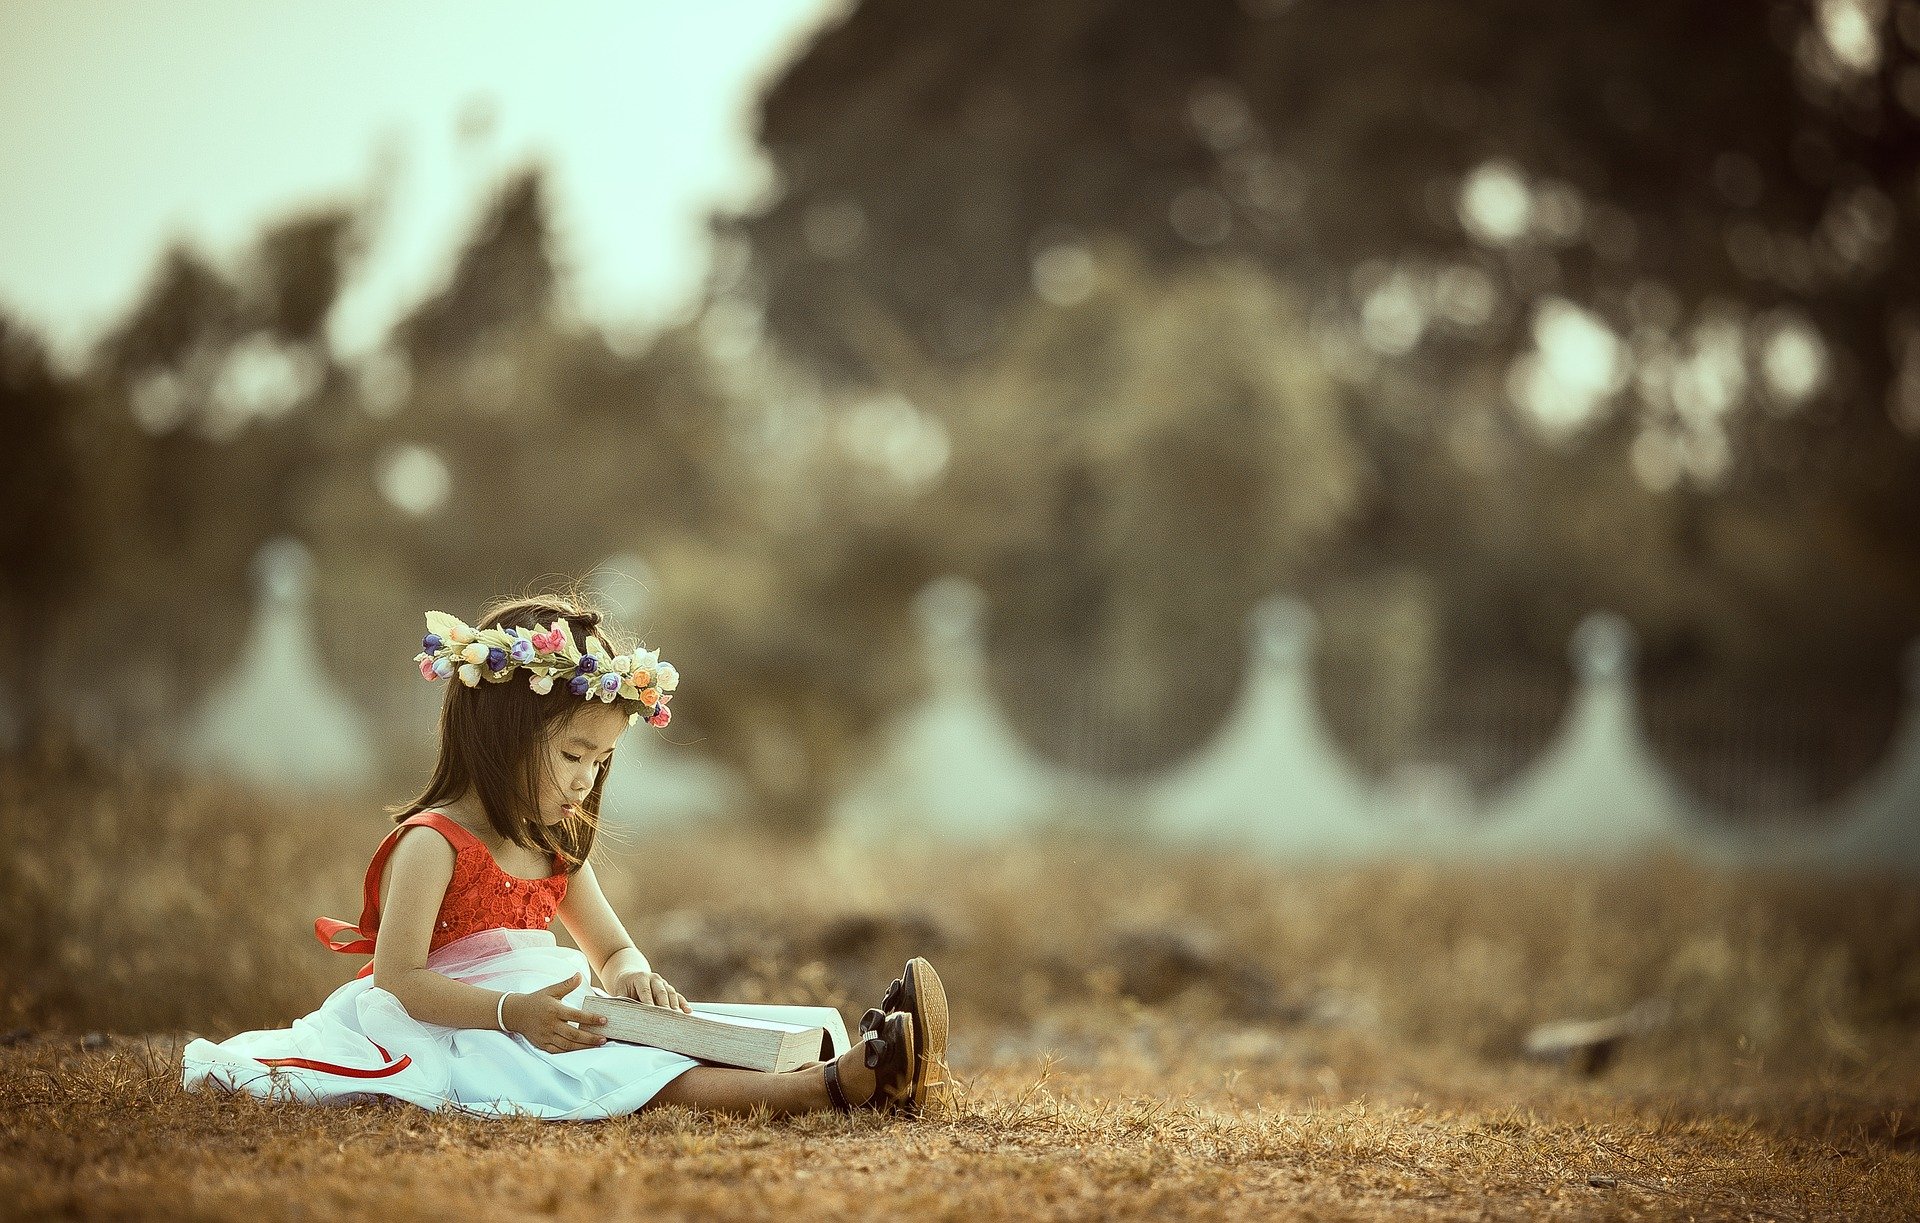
[391,591,642,874]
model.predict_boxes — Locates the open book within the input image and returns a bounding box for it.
[580,991,853,1073]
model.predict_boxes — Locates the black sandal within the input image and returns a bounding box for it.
[824,1010,915,1113]
[859,957,949,1116]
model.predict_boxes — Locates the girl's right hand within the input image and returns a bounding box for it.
[502,972,610,1054]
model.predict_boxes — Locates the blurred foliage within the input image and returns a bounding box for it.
[2,165,937,831]
[926,247,1362,771]
[4,4,1920,824]
[0,317,85,732]
[721,0,1920,805]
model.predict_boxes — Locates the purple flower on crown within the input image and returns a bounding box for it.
[423,633,443,654]
[510,638,534,664]
[569,675,591,696]
[487,647,508,672]
[599,672,619,694]
[576,655,598,675]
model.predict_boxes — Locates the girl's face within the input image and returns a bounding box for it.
[539,701,631,826]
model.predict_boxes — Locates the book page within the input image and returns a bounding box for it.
[684,1008,812,1034]
[585,989,817,1034]
[691,1002,852,1056]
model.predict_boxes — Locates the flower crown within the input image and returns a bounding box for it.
[412,611,676,728]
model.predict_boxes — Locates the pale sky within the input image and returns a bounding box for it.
[0,0,839,369]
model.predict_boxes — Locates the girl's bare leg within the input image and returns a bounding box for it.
[642,1043,877,1118]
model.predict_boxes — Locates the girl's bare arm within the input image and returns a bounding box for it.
[556,860,691,1012]
[554,860,649,983]
[370,828,510,1030]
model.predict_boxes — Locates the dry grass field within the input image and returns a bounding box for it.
[3,743,1918,1220]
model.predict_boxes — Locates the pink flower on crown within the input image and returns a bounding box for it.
[419,657,440,680]
[646,706,671,727]
[531,627,564,654]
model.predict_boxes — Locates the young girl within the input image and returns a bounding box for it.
[181,593,949,1120]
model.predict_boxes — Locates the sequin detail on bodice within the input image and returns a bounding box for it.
[314,811,569,979]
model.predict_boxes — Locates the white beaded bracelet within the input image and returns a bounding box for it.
[496,990,511,1034]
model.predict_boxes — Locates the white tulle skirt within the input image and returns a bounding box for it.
[180,928,701,1120]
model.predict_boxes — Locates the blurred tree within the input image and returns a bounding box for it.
[253,208,364,347]
[928,247,1361,773]
[396,167,559,369]
[0,316,84,742]
[725,0,1920,813]
[641,503,936,834]
[297,167,884,821]
[55,203,365,748]
[11,161,956,829]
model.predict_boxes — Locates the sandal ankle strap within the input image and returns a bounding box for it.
[823,1056,853,1112]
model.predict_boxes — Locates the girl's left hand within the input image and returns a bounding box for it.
[607,968,693,1014]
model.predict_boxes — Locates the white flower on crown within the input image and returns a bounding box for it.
[415,609,678,721]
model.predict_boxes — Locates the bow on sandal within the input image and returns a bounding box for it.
[858,956,949,1116]
[824,1010,916,1113]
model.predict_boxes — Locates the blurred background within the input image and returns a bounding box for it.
[3,0,1918,1078]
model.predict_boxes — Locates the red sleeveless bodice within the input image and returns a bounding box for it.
[315,811,569,979]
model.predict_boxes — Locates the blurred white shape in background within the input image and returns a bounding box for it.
[837,394,949,489]
[1148,597,1389,857]
[375,444,451,517]
[1818,0,1882,75]
[1477,612,1709,858]
[129,370,190,433]
[597,714,745,831]
[830,576,1072,841]
[211,335,320,426]
[183,537,376,790]
[1360,269,1427,356]
[590,552,655,622]
[1458,161,1532,245]
[1510,299,1628,438]
[1758,311,1828,406]
[1031,241,1097,307]
[589,551,746,830]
